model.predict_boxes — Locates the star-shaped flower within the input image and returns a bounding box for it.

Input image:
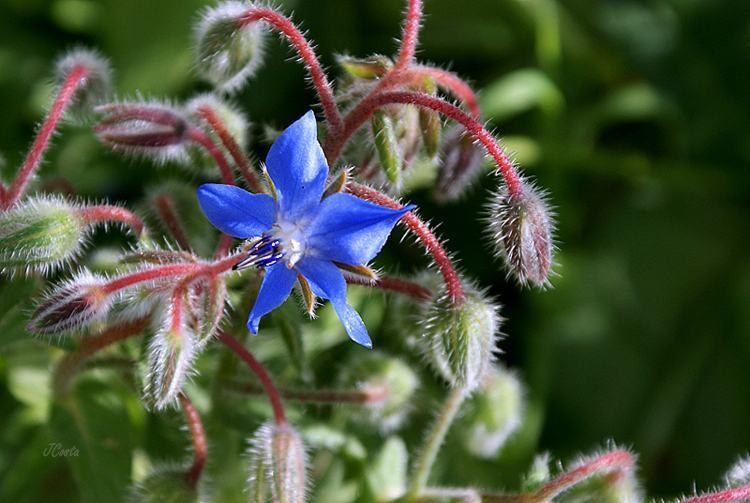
[197,111,412,348]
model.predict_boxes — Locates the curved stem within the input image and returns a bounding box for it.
[218,331,287,425]
[327,91,522,197]
[179,393,207,489]
[532,450,635,502]
[409,66,481,118]
[406,386,467,500]
[239,7,342,134]
[348,182,464,304]
[77,205,145,237]
[101,263,201,295]
[681,485,750,503]
[188,127,236,185]
[230,381,389,405]
[196,105,264,193]
[395,0,424,70]
[152,194,191,250]
[2,65,89,210]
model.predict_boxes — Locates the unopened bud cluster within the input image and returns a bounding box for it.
[55,48,112,123]
[247,422,308,503]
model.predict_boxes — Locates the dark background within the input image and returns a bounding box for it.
[1,0,750,499]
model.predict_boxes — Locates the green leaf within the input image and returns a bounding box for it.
[480,68,563,121]
[49,378,135,503]
[367,436,408,502]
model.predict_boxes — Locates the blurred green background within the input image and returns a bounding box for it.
[1,0,750,500]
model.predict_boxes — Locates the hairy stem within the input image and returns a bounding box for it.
[77,205,145,236]
[407,386,468,499]
[196,105,264,193]
[217,331,287,425]
[239,7,342,134]
[409,66,481,118]
[348,182,464,304]
[2,65,89,209]
[328,91,522,197]
[179,393,207,489]
[681,485,750,503]
[188,127,236,185]
[395,0,424,70]
[152,193,192,249]
[230,381,389,405]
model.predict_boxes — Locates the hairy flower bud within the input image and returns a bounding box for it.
[0,196,87,275]
[128,466,201,503]
[461,365,523,458]
[337,54,393,80]
[247,422,307,503]
[188,276,227,345]
[341,354,419,432]
[371,110,403,188]
[434,126,485,202]
[487,179,554,287]
[144,307,198,410]
[55,48,112,123]
[421,284,500,392]
[28,270,111,335]
[195,1,266,92]
[419,77,441,159]
[725,456,750,487]
[94,101,191,164]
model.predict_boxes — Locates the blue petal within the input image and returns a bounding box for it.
[296,258,372,348]
[247,263,297,333]
[266,111,328,221]
[305,193,413,265]
[197,184,276,238]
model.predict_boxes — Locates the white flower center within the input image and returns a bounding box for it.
[272,219,306,267]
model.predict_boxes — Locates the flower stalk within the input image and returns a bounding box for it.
[178,393,207,489]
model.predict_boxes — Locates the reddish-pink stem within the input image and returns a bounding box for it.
[327,91,522,197]
[188,127,236,185]
[239,7,342,134]
[2,65,89,209]
[179,394,207,489]
[196,105,264,193]
[348,182,464,304]
[214,233,235,259]
[218,331,287,425]
[410,66,481,118]
[153,194,191,250]
[347,275,432,301]
[682,485,750,503]
[78,318,149,357]
[533,450,635,501]
[395,0,424,70]
[102,263,201,295]
[77,205,145,236]
[237,382,388,405]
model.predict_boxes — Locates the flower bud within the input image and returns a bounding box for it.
[725,456,750,486]
[28,270,111,335]
[555,449,640,503]
[371,110,403,188]
[419,77,442,159]
[129,466,200,503]
[487,179,554,287]
[55,48,112,123]
[337,54,393,80]
[247,422,308,503]
[188,276,227,345]
[434,127,485,202]
[185,94,250,151]
[421,284,500,392]
[340,353,419,432]
[461,365,523,458]
[195,1,266,92]
[0,196,87,275]
[144,307,198,410]
[94,101,191,164]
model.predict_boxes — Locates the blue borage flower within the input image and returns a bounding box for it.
[197,111,412,348]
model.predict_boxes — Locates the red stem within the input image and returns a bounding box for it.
[217,331,287,425]
[188,127,236,185]
[79,318,149,357]
[238,382,389,405]
[682,485,750,503]
[196,105,264,193]
[533,450,635,501]
[410,66,481,118]
[347,275,432,301]
[153,194,191,250]
[2,65,89,209]
[179,394,207,489]
[239,7,343,134]
[214,233,235,259]
[395,0,424,70]
[77,205,145,236]
[348,182,464,304]
[328,91,522,197]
